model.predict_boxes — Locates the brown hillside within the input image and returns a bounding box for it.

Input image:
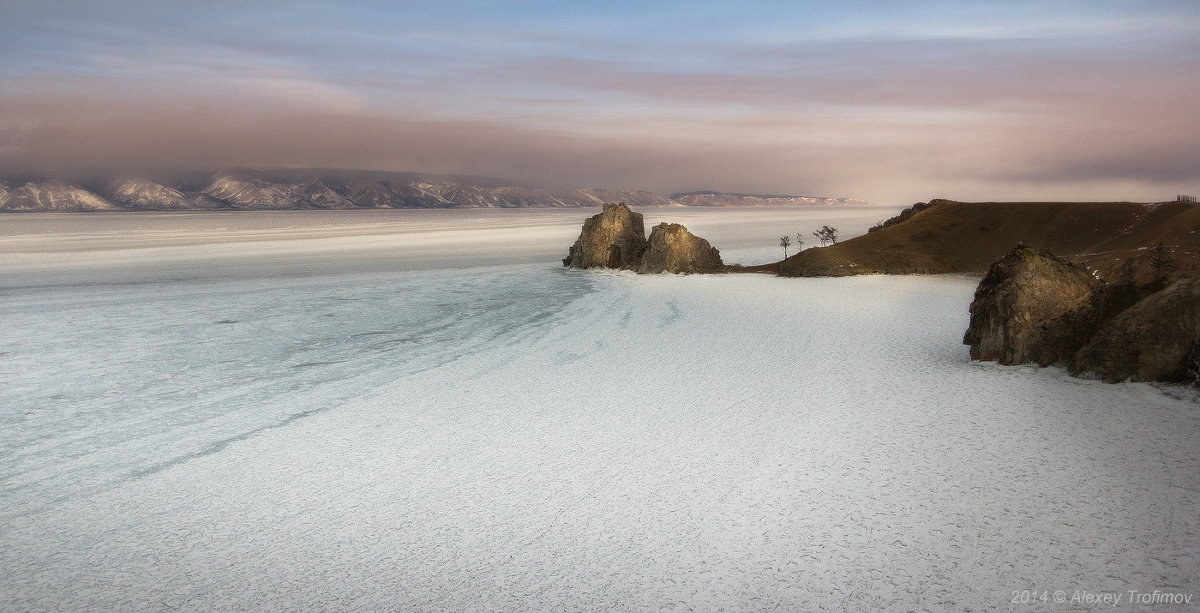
[778,199,1200,280]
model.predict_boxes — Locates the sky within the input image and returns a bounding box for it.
[1,1,1198,204]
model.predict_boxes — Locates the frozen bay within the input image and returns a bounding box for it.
[1,207,1197,611]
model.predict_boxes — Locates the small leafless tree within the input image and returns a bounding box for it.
[813,225,839,246]
[1150,241,1174,280]
[1119,257,1137,285]
[779,235,792,259]
[794,233,804,251]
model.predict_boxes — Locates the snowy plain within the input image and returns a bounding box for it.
[1,207,1197,611]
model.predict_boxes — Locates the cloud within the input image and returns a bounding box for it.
[2,2,1199,203]
[1,82,1197,206]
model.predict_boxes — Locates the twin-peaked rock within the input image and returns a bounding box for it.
[562,203,723,274]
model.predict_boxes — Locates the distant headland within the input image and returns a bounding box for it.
[562,197,1200,386]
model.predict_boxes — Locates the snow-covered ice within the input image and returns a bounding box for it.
[1,209,1197,611]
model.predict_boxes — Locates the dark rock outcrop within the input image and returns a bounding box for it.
[638,223,724,274]
[1038,282,1149,365]
[963,245,1100,365]
[964,244,1200,385]
[1071,278,1200,382]
[562,202,647,270]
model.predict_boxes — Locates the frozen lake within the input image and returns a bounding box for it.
[0,206,894,285]
[1,207,1197,611]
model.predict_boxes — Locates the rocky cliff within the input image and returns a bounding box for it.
[1072,279,1200,383]
[562,203,647,270]
[965,246,1200,384]
[639,223,723,274]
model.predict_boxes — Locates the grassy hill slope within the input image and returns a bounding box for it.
[777,199,1200,280]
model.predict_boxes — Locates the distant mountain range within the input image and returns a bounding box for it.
[0,168,868,212]
[670,191,869,207]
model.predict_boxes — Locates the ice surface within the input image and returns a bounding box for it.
[0,266,594,520]
[0,207,897,286]
[1,209,1197,611]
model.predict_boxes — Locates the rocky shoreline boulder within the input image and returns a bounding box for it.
[963,245,1100,365]
[1072,278,1200,382]
[965,244,1200,385]
[562,202,647,270]
[639,223,723,274]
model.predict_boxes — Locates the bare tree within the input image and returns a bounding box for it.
[1119,257,1137,285]
[794,233,804,251]
[1150,241,1174,280]
[813,225,839,246]
[779,235,792,259]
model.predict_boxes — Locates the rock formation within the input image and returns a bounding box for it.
[562,202,647,270]
[1072,278,1200,382]
[1037,282,1149,366]
[638,223,724,274]
[561,205,725,274]
[963,245,1100,365]
[965,244,1200,384]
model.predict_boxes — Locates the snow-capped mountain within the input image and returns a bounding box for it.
[201,175,308,210]
[342,180,398,208]
[105,177,218,210]
[296,181,355,209]
[0,168,869,212]
[0,179,119,211]
[581,188,679,207]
